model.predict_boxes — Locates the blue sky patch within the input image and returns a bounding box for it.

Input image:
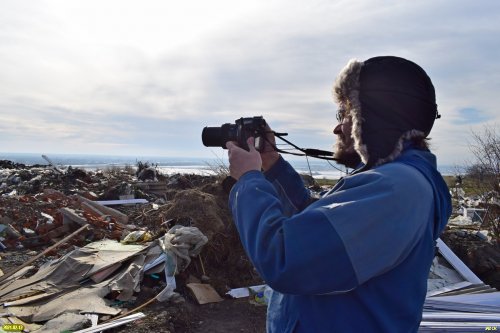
[453,108,492,125]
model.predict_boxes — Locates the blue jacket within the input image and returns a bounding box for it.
[229,148,451,332]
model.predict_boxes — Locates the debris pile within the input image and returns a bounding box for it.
[0,160,266,332]
[2,159,499,332]
[442,185,500,291]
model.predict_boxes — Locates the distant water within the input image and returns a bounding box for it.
[0,152,457,179]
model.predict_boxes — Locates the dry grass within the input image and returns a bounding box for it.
[204,156,229,180]
[103,164,136,177]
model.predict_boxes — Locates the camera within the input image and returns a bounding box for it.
[202,116,267,151]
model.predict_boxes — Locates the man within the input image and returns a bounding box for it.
[226,56,452,332]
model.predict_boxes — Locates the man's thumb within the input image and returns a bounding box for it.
[247,137,257,152]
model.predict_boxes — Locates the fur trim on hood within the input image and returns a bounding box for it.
[333,56,439,168]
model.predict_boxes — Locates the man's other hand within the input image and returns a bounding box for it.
[226,137,262,180]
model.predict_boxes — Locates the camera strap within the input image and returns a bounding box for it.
[270,132,338,161]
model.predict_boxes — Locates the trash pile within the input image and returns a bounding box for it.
[2,159,500,332]
[442,185,500,291]
[0,160,265,332]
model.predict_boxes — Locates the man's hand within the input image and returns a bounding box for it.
[226,137,262,180]
[260,123,280,172]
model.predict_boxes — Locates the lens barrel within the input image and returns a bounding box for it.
[202,123,238,148]
[202,127,224,148]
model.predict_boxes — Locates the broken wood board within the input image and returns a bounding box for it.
[3,292,59,307]
[0,267,34,293]
[0,239,147,304]
[76,195,129,224]
[8,284,121,322]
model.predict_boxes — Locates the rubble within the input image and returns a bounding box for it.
[441,182,500,294]
[2,159,499,332]
[0,159,266,332]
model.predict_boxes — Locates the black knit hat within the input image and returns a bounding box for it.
[333,56,440,168]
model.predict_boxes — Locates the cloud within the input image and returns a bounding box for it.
[1,0,500,165]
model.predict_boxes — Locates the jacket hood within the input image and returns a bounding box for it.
[333,56,441,169]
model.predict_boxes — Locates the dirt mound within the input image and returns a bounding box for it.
[162,189,229,240]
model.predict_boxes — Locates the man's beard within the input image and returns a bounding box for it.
[334,139,361,169]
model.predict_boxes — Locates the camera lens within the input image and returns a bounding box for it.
[202,123,238,148]
[202,127,224,147]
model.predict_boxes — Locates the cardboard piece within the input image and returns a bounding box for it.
[186,283,223,304]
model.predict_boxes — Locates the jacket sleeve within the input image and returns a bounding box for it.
[263,155,312,215]
[230,170,357,295]
[228,163,434,295]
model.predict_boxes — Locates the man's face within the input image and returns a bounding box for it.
[333,112,361,169]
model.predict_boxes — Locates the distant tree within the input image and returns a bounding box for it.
[467,124,500,193]
[466,124,500,242]
[466,163,493,190]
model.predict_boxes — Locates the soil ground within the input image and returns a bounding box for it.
[112,297,266,333]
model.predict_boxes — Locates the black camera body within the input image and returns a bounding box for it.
[202,116,267,151]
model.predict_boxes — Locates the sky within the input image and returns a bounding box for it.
[0,0,499,166]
